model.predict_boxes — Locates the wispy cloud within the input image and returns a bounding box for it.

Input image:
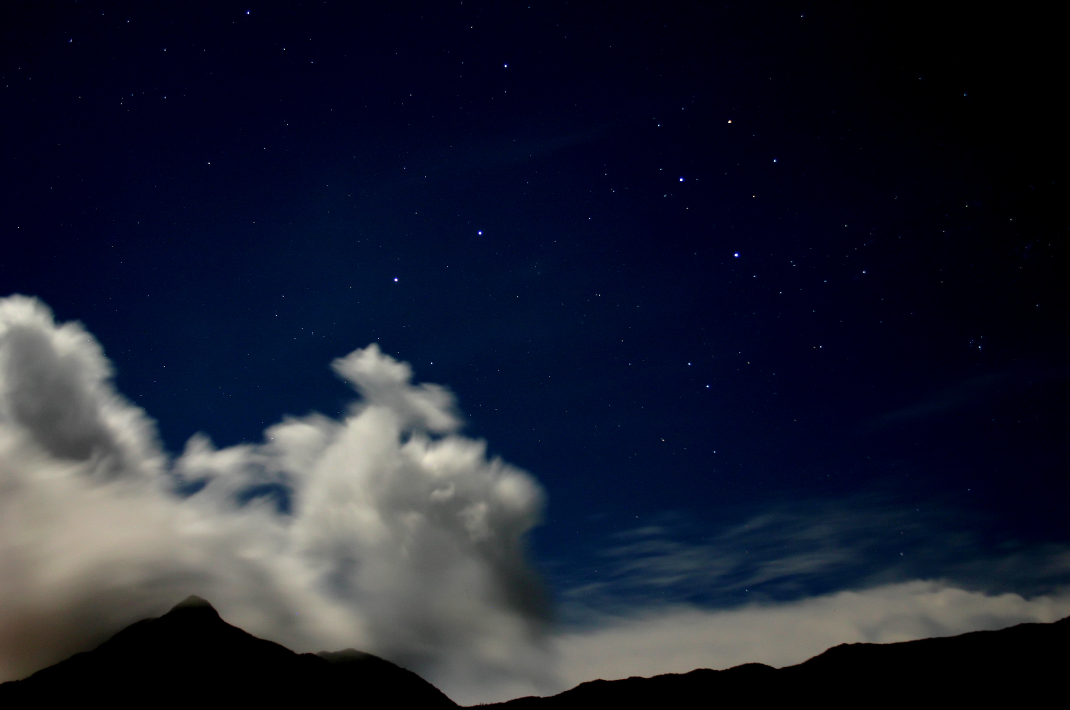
[869,363,1067,427]
[556,499,1070,621]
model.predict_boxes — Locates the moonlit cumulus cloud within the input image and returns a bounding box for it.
[0,295,551,704]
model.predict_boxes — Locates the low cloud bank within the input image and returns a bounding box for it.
[0,295,551,704]
[549,506,1070,696]
[553,581,1070,689]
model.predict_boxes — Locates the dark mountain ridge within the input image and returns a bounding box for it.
[2,597,1066,708]
[490,615,1070,708]
[0,596,456,707]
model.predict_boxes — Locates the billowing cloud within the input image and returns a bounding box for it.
[0,295,551,704]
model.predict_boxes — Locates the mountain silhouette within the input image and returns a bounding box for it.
[0,596,456,707]
[2,600,1066,708]
[488,615,1070,708]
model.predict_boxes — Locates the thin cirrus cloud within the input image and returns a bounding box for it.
[559,500,1070,618]
[0,294,553,705]
[1,294,1068,705]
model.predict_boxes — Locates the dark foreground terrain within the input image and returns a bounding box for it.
[2,597,1066,708]
[0,596,456,707]
[489,615,1070,708]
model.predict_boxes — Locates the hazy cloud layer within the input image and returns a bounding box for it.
[553,581,1070,688]
[0,295,551,704]
[545,500,1070,695]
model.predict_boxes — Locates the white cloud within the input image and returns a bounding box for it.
[2,295,1068,705]
[552,580,1070,690]
[0,296,552,705]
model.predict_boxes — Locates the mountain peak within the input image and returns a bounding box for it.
[171,595,213,610]
[0,595,458,707]
[164,595,222,622]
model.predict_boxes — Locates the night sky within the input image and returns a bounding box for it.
[2,1,1067,702]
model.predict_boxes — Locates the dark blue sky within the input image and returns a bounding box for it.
[3,1,1066,614]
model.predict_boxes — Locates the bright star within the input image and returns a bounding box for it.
[393,278,398,282]
[734,252,739,257]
